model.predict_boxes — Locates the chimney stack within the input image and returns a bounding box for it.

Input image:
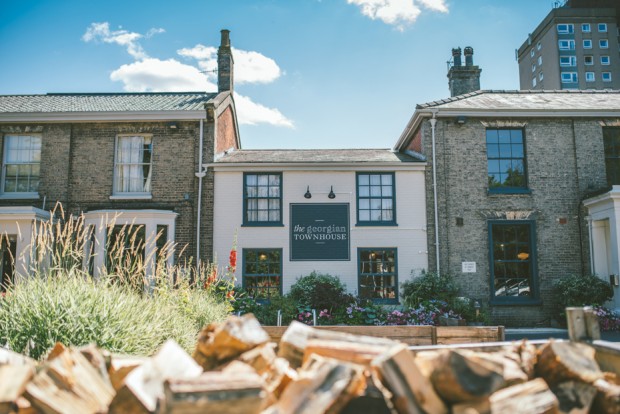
[447,45,481,97]
[217,29,234,93]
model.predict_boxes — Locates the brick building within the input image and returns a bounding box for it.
[393,89,620,325]
[0,31,240,289]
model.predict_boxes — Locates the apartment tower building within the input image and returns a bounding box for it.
[517,0,620,90]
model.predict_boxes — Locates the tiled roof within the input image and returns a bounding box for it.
[216,149,423,163]
[0,92,217,113]
[417,90,620,111]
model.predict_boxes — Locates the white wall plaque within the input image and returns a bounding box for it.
[462,262,476,273]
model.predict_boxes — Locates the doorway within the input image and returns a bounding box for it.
[0,236,17,293]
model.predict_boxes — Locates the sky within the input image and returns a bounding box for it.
[0,0,554,149]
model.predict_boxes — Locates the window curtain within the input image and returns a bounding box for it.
[117,136,151,192]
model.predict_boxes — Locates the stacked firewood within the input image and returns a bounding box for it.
[1,314,619,414]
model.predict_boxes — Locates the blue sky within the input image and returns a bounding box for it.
[0,0,553,149]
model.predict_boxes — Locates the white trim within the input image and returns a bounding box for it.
[208,163,427,172]
[109,194,153,200]
[0,193,39,200]
[0,111,207,123]
[0,206,50,221]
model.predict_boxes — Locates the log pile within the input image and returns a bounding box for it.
[1,314,619,413]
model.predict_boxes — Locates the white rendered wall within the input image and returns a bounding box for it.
[213,168,428,298]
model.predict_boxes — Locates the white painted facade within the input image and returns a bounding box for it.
[584,187,620,312]
[213,163,428,300]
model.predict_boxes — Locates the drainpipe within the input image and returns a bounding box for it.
[195,119,206,265]
[587,215,595,275]
[430,110,440,274]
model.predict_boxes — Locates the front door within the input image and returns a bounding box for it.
[0,236,16,292]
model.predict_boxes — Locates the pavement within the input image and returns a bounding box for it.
[505,328,620,342]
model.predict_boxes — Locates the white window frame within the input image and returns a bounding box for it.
[601,55,611,65]
[600,39,609,49]
[112,134,153,199]
[561,72,578,83]
[584,55,594,65]
[532,77,537,88]
[83,209,177,279]
[559,56,577,67]
[603,72,612,82]
[598,23,608,33]
[1,134,42,199]
[583,39,593,49]
[582,23,591,33]
[585,72,595,82]
[559,40,575,50]
[557,24,574,34]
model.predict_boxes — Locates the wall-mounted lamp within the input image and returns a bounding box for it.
[304,186,312,199]
[167,121,178,129]
[456,116,467,125]
[328,186,336,199]
[258,253,268,261]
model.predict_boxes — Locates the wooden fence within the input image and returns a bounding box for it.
[262,325,505,346]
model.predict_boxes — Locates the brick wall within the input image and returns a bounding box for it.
[215,106,238,154]
[420,116,614,326]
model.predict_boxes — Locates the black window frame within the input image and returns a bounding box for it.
[356,172,397,226]
[242,248,283,301]
[357,247,398,304]
[242,172,283,227]
[604,127,620,186]
[488,220,540,305]
[486,128,529,194]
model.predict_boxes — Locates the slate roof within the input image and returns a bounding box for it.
[215,149,423,163]
[0,92,217,113]
[417,90,620,111]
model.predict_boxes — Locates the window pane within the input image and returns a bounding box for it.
[245,173,282,224]
[357,173,396,223]
[486,129,526,190]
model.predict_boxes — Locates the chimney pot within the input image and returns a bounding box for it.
[452,47,462,67]
[464,46,474,66]
[220,29,231,48]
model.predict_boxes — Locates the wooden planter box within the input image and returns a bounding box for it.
[262,325,505,346]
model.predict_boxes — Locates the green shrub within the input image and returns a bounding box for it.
[553,274,614,316]
[401,271,459,308]
[288,271,353,312]
[0,275,229,359]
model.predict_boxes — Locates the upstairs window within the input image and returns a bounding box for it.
[532,77,537,88]
[536,41,542,51]
[583,39,593,49]
[1,135,41,195]
[582,23,591,33]
[357,173,396,225]
[243,173,282,225]
[557,24,574,34]
[603,72,612,82]
[586,72,595,82]
[561,72,578,83]
[530,48,535,58]
[601,55,611,65]
[114,135,152,195]
[487,129,527,193]
[558,40,575,50]
[584,55,594,65]
[605,128,620,186]
[559,56,576,67]
[598,23,608,33]
[600,39,609,49]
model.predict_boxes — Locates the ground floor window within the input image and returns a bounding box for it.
[489,221,537,303]
[358,248,397,303]
[106,224,146,274]
[0,235,16,292]
[243,249,282,300]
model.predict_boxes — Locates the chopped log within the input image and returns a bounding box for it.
[303,339,390,367]
[550,381,596,414]
[193,314,270,371]
[237,342,276,375]
[15,396,36,414]
[591,378,620,414]
[25,347,115,414]
[451,399,491,414]
[536,341,603,386]
[263,357,298,399]
[161,371,267,414]
[340,381,394,414]
[78,344,112,386]
[372,344,448,414]
[109,340,202,413]
[264,354,366,414]
[108,355,148,391]
[278,321,397,368]
[45,342,66,361]
[413,350,443,378]
[0,365,34,413]
[477,351,528,386]
[489,378,559,414]
[0,348,35,367]
[430,349,507,404]
[511,340,538,379]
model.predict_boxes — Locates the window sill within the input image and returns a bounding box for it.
[0,193,39,200]
[487,188,531,196]
[490,298,542,306]
[241,223,284,227]
[356,222,398,227]
[110,194,152,200]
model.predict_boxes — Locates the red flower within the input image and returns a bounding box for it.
[226,290,234,299]
[229,249,237,271]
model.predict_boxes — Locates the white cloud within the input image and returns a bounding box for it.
[234,93,294,128]
[110,58,214,92]
[178,45,281,85]
[109,58,293,128]
[347,0,448,30]
[82,22,164,60]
